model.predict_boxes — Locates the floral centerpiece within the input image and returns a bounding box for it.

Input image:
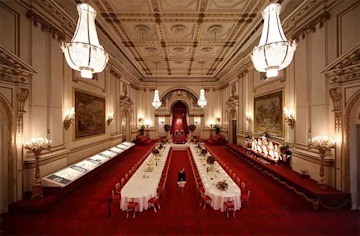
[216,180,228,191]
[152,148,160,155]
[206,155,216,165]
[197,143,202,149]
[158,143,164,149]
[201,148,207,156]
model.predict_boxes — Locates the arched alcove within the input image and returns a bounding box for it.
[0,95,14,214]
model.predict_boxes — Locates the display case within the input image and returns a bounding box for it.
[42,141,134,187]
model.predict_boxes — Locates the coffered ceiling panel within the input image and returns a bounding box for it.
[159,0,199,12]
[91,0,271,80]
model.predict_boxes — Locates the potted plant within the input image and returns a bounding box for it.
[189,124,196,132]
[164,124,171,132]
[139,125,145,135]
[213,124,221,135]
[280,143,292,167]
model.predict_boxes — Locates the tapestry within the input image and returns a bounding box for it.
[75,90,105,139]
[254,90,283,138]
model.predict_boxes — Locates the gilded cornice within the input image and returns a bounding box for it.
[282,0,328,31]
[322,43,360,84]
[0,45,37,77]
[32,0,76,35]
[26,9,66,42]
[290,11,330,42]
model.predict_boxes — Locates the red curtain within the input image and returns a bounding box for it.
[170,102,188,136]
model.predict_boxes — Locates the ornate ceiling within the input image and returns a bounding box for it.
[88,0,271,81]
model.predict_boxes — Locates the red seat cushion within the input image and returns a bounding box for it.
[148,197,158,204]
[224,201,234,208]
[127,202,138,209]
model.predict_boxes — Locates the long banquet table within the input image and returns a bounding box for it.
[120,145,170,212]
[190,145,241,211]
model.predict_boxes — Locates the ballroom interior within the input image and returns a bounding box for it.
[0,0,359,235]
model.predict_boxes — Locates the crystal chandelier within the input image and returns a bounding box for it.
[61,3,109,79]
[197,62,207,108]
[251,3,297,78]
[152,62,162,109]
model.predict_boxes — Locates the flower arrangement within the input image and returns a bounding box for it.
[201,148,207,156]
[152,148,160,155]
[158,143,164,149]
[206,155,216,165]
[189,124,196,132]
[280,143,292,156]
[216,180,228,191]
[197,143,202,149]
[164,124,171,132]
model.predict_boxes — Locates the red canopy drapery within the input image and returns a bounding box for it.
[170,101,188,137]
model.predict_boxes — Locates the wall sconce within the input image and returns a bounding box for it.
[284,107,295,129]
[144,119,151,129]
[194,117,200,124]
[107,111,114,125]
[215,117,221,124]
[63,107,75,130]
[138,117,143,125]
[245,111,252,122]
[159,116,165,124]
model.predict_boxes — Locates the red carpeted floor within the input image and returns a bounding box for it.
[2,145,359,235]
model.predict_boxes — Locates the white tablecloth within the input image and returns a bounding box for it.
[120,145,170,212]
[190,145,241,211]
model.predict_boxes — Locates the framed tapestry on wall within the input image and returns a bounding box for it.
[75,90,105,139]
[254,90,283,138]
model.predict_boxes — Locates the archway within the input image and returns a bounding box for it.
[345,92,360,209]
[170,101,189,144]
[0,95,13,214]
[228,110,237,144]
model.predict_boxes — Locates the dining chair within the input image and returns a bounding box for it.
[115,182,121,196]
[126,199,139,219]
[224,200,235,218]
[199,191,212,209]
[148,195,161,212]
[236,177,241,186]
[120,177,125,188]
[241,189,251,208]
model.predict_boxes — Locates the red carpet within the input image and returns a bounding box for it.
[2,145,359,235]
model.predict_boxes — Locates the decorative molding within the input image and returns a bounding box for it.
[282,0,328,31]
[16,88,29,133]
[290,11,330,42]
[226,95,239,118]
[0,95,14,204]
[26,10,66,42]
[329,87,341,111]
[0,45,37,77]
[343,91,360,193]
[322,43,360,83]
[120,95,133,117]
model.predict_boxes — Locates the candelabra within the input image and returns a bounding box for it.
[308,135,335,186]
[24,137,51,198]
